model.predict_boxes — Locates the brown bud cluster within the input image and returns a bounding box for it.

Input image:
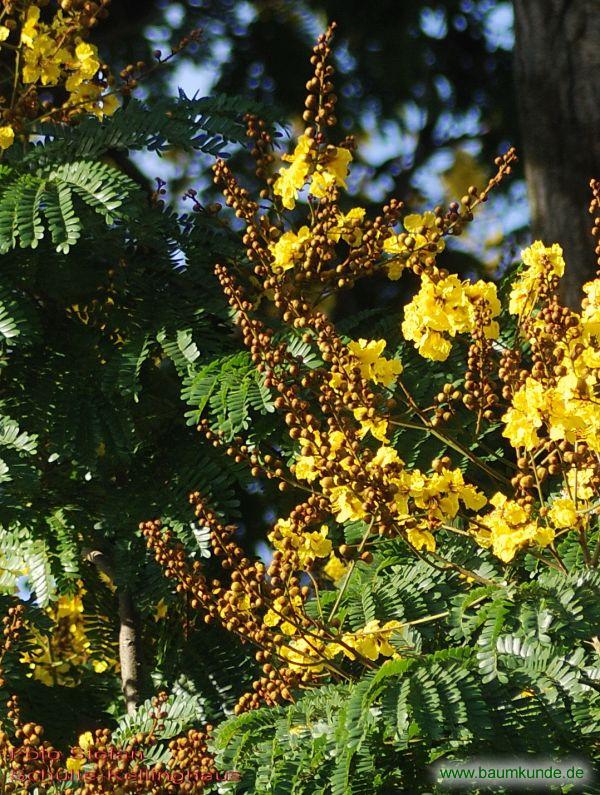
[303,23,338,130]
[245,113,275,186]
[461,300,499,425]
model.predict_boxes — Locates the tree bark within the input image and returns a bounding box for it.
[117,588,140,716]
[513,0,600,307]
[85,549,140,716]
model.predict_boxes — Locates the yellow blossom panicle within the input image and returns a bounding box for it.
[383,211,446,280]
[508,241,566,317]
[272,131,352,210]
[0,1,120,153]
[20,591,117,686]
[402,274,501,360]
[471,493,554,563]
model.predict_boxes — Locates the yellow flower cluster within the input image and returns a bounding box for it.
[278,619,403,673]
[294,427,486,549]
[383,212,446,280]
[503,373,600,453]
[345,338,403,387]
[263,593,305,635]
[547,497,578,529]
[471,493,554,562]
[329,207,365,247]
[20,592,115,686]
[272,133,352,210]
[503,263,600,455]
[326,619,402,661]
[20,6,118,119]
[509,241,565,316]
[402,274,500,360]
[0,3,119,148]
[268,519,332,569]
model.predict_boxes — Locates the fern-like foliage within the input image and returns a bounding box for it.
[28,93,283,163]
[0,161,139,253]
[0,88,282,730]
[214,536,600,793]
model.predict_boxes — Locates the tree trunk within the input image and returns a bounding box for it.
[512,0,600,307]
[85,549,140,715]
[117,588,141,716]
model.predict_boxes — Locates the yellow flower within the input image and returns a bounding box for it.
[64,80,104,117]
[66,756,85,773]
[581,279,600,339]
[100,92,120,116]
[328,485,367,523]
[280,636,326,672]
[264,594,304,635]
[382,234,408,280]
[329,207,365,246]
[544,376,591,446]
[307,525,333,558]
[348,337,384,364]
[353,407,389,442]
[0,126,14,150]
[78,731,94,752]
[324,555,348,583]
[407,526,436,551]
[548,498,577,529]
[383,211,445,280]
[154,598,168,621]
[269,226,311,272]
[330,620,402,662]
[466,280,501,339]
[383,234,407,256]
[567,467,595,502]
[471,492,554,562]
[268,520,332,569]
[369,445,403,470]
[0,26,10,41]
[21,5,41,47]
[294,454,319,482]
[501,378,545,450]
[22,33,68,86]
[273,134,312,209]
[347,338,402,386]
[522,240,565,278]
[310,146,352,198]
[418,330,452,361]
[74,41,100,80]
[402,273,499,360]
